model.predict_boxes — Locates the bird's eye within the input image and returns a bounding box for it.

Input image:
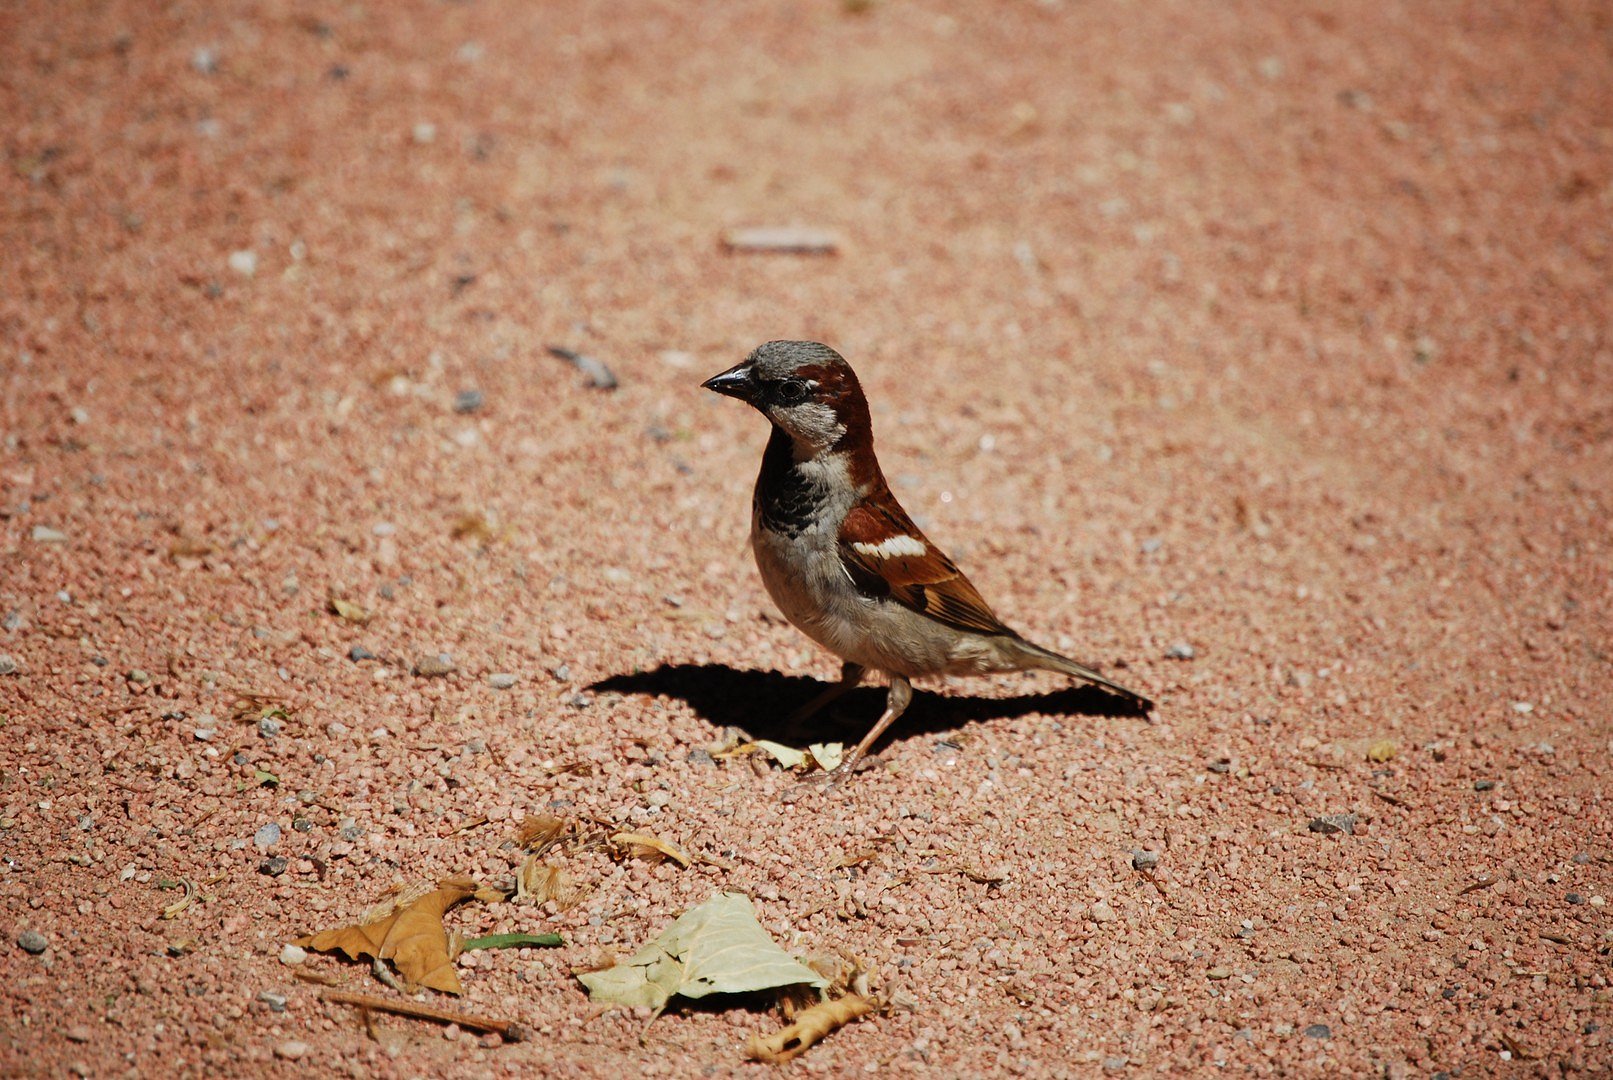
[776,379,808,405]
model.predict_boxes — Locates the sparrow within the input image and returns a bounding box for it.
[703,340,1152,783]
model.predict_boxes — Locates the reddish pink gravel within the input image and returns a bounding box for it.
[3,1,1611,1076]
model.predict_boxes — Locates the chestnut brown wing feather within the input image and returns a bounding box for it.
[838,501,1012,637]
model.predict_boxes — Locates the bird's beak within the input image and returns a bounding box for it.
[701,363,756,403]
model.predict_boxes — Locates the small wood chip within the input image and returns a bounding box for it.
[721,226,841,255]
[547,345,618,390]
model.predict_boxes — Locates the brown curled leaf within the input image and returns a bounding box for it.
[295,876,483,995]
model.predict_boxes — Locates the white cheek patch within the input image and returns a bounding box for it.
[851,535,928,560]
[774,401,846,453]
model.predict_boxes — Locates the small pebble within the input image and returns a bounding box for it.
[1101,1057,1128,1072]
[1567,892,1585,905]
[1474,779,1496,791]
[254,822,282,849]
[687,748,714,767]
[65,1026,92,1044]
[17,930,48,954]
[191,46,219,74]
[1089,900,1117,924]
[275,1040,309,1061]
[488,672,517,689]
[1165,642,1195,660]
[414,653,457,678]
[1308,814,1356,835]
[0,655,17,676]
[228,250,258,277]
[259,856,289,877]
[31,525,68,544]
[280,944,308,966]
[348,645,375,662]
[1132,850,1160,870]
[454,389,485,413]
[1302,1023,1332,1039]
[127,669,151,685]
[258,717,282,739]
[257,990,289,1012]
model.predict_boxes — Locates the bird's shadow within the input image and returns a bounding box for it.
[589,662,1145,749]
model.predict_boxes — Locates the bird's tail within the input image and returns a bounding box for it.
[1004,637,1154,711]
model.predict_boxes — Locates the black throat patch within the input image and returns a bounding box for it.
[754,427,824,537]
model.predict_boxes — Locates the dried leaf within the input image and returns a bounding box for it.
[747,994,879,1063]
[450,514,494,543]
[168,535,215,559]
[329,597,371,625]
[610,831,692,868]
[1365,739,1397,762]
[296,876,484,994]
[516,857,588,910]
[514,814,568,854]
[577,892,827,1014]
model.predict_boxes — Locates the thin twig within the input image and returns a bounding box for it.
[322,990,528,1042]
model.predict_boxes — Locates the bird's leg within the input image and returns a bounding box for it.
[787,662,865,724]
[820,675,913,785]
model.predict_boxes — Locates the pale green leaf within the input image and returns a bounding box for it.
[577,892,827,1013]
[807,743,844,772]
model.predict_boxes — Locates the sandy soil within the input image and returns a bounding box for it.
[3,0,1611,1075]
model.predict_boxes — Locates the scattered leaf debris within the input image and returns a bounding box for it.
[516,858,587,910]
[748,993,879,1064]
[610,831,692,869]
[515,814,569,855]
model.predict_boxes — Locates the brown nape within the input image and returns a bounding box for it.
[796,362,879,483]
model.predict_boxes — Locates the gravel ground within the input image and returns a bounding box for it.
[3,1,1611,1076]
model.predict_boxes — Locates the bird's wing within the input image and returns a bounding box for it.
[837,496,1012,637]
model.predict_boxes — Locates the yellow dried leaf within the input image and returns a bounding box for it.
[329,597,371,625]
[747,994,879,1063]
[610,831,692,868]
[1366,739,1397,762]
[296,876,484,995]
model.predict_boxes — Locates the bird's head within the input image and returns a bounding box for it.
[702,340,872,456]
